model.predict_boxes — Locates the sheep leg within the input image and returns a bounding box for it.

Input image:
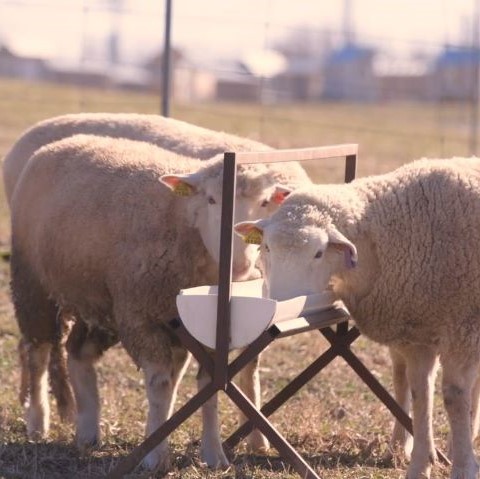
[403,344,438,479]
[448,367,480,458]
[168,347,192,417]
[389,345,413,459]
[25,342,52,440]
[237,354,269,452]
[18,338,29,408]
[67,320,116,450]
[470,368,480,444]
[48,312,75,423]
[141,346,190,471]
[10,251,58,440]
[18,314,75,425]
[441,353,480,479]
[197,364,229,467]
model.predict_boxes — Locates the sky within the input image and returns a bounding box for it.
[0,0,476,65]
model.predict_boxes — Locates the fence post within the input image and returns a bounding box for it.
[161,0,172,117]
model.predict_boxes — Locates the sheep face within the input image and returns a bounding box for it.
[235,218,357,300]
[161,171,287,281]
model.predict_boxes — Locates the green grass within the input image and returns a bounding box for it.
[0,77,474,478]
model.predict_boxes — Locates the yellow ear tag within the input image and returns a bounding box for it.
[173,182,194,197]
[243,228,263,245]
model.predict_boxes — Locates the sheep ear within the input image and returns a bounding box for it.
[328,228,358,268]
[270,185,292,205]
[160,174,197,197]
[234,220,264,245]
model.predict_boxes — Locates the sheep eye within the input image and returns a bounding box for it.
[261,199,269,207]
[208,196,216,205]
[314,250,323,259]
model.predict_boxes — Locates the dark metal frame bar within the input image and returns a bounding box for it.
[106,144,447,479]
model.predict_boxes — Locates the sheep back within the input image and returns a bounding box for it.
[284,158,480,350]
[11,134,218,364]
[3,112,273,204]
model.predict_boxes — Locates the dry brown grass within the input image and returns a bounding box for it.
[0,77,473,478]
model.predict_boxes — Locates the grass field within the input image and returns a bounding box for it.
[0,77,475,478]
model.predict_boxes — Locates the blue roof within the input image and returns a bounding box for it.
[436,48,480,66]
[327,44,375,64]
[286,56,324,75]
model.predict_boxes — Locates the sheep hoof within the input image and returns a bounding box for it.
[389,432,413,462]
[245,431,269,454]
[76,432,100,454]
[405,462,431,479]
[200,446,229,468]
[141,448,171,472]
[27,429,46,442]
[382,442,409,467]
[26,411,48,441]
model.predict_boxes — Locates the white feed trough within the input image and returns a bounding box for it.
[176,279,348,350]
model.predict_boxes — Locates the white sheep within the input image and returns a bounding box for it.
[10,134,310,471]
[235,158,480,479]
[2,112,305,454]
[2,112,272,205]
[389,156,480,462]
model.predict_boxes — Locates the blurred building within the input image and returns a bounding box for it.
[272,56,324,101]
[46,60,110,87]
[215,66,260,102]
[322,43,377,101]
[215,50,287,102]
[431,47,480,101]
[0,44,48,80]
[375,54,433,101]
[145,48,216,102]
[8,35,480,106]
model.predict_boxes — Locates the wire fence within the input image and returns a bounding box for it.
[0,0,479,167]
